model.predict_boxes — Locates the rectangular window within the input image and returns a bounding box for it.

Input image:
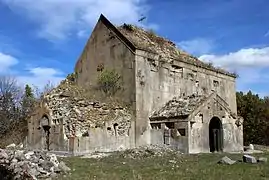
[178,129,186,136]
[171,65,183,78]
[165,122,175,129]
[213,80,219,87]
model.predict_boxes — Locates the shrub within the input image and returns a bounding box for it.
[97,69,122,96]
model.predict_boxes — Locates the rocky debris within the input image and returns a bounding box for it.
[58,161,71,173]
[250,144,269,152]
[39,77,132,138]
[257,157,267,163]
[118,145,182,159]
[168,160,177,164]
[243,154,257,164]
[218,156,236,165]
[6,143,16,150]
[244,149,264,154]
[218,155,267,165]
[249,144,254,150]
[150,94,206,119]
[81,152,112,159]
[0,148,70,180]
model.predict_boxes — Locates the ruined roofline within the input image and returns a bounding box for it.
[117,24,237,78]
[74,14,137,72]
[149,114,189,122]
[99,14,136,52]
[82,14,237,78]
[135,47,237,78]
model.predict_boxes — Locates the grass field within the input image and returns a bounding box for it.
[58,152,269,180]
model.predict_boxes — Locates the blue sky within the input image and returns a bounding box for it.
[0,0,268,96]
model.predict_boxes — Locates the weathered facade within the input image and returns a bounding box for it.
[26,14,243,154]
[26,78,135,155]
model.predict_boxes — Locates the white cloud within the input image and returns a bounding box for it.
[0,50,64,88]
[199,47,269,71]
[177,38,215,55]
[0,52,18,73]
[18,67,64,89]
[2,0,152,40]
[199,46,269,96]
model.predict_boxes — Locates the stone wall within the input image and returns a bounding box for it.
[134,49,237,147]
[73,122,135,155]
[188,95,243,153]
[74,17,136,108]
[26,77,135,153]
[150,120,189,153]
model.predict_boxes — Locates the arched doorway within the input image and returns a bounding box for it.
[40,115,51,151]
[209,117,223,152]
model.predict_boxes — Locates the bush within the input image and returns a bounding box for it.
[97,69,122,96]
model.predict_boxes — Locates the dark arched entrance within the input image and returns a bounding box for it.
[209,117,223,152]
[40,115,51,151]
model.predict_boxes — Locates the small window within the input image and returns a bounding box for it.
[171,65,183,78]
[178,129,186,136]
[171,65,180,69]
[165,122,175,129]
[199,114,204,123]
[195,81,199,87]
[151,123,161,129]
[213,80,219,87]
[148,58,158,72]
[97,63,104,72]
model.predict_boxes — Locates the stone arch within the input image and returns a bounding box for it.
[209,116,223,152]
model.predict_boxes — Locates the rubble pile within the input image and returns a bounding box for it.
[0,145,70,180]
[118,24,236,77]
[41,76,132,137]
[151,94,206,119]
[118,24,187,59]
[118,145,182,159]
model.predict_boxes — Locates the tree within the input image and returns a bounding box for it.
[21,84,35,117]
[0,75,23,134]
[237,90,269,145]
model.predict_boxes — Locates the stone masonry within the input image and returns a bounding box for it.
[26,14,243,154]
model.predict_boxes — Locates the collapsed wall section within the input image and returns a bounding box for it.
[26,78,135,154]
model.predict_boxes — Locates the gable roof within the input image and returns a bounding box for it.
[150,94,207,120]
[98,14,237,78]
[149,92,236,121]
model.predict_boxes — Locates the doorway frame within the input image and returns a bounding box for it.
[209,116,223,152]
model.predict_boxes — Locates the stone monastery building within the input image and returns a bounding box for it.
[26,14,243,154]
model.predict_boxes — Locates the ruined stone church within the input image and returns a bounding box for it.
[26,14,243,154]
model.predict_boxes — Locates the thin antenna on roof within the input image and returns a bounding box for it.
[138,15,146,22]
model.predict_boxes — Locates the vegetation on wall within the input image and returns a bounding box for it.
[97,69,122,96]
[236,91,269,145]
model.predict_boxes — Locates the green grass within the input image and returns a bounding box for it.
[58,153,269,180]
